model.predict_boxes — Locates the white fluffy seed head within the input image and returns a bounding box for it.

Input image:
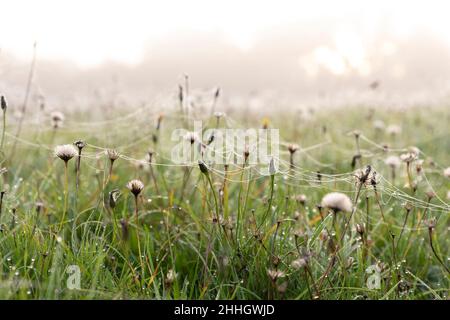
[291,258,307,270]
[184,132,199,144]
[373,120,385,130]
[127,179,144,196]
[50,111,65,128]
[400,152,417,163]
[385,155,401,169]
[54,144,77,162]
[106,149,120,161]
[386,124,401,136]
[443,167,450,178]
[321,192,353,213]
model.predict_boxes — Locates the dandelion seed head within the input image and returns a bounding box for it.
[165,269,177,286]
[73,140,86,150]
[294,194,307,205]
[373,120,385,130]
[291,258,307,270]
[126,179,144,196]
[267,269,285,281]
[106,149,120,161]
[214,111,225,119]
[184,132,198,145]
[385,155,401,169]
[321,192,353,213]
[386,124,401,136]
[400,152,417,163]
[54,144,77,162]
[425,190,436,200]
[50,111,65,128]
[443,167,450,178]
[288,144,299,154]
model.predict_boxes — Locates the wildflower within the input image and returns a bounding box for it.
[126,179,144,197]
[294,194,307,206]
[54,144,77,232]
[214,111,225,119]
[425,190,436,201]
[50,111,65,129]
[386,124,401,136]
[321,192,353,213]
[73,140,86,190]
[408,146,420,157]
[352,130,361,138]
[54,144,77,163]
[373,120,385,130]
[267,269,285,281]
[288,144,299,169]
[184,132,198,145]
[443,167,450,178]
[288,144,299,154]
[403,202,413,213]
[356,223,365,236]
[135,159,149,171]
[354,165,374,186]
[1,96,7,111]
[425,217,436,231]
[400,152,417,164]
[73,140,86,151]
[385,155,401,169]
[415,159,424,174]
[106,149,120,162]
[105,149,120,179]
[165,269,177,286]
[291,258,307,270]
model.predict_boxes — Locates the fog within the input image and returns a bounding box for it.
[2,2,450,111]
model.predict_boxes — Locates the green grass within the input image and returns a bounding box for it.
[0,104,448,300]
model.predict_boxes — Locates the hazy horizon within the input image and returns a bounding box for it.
[2,0,450,109]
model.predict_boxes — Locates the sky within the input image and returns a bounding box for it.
[1,0,450,67]
[2,0,450,106]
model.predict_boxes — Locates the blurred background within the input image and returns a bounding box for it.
[1,0,450,110]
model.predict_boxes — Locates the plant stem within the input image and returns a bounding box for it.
[428,228,450,275]
[0,109,6,152]
[59,161,69,232]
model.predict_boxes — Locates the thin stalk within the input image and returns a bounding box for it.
[134,195,145,283]
[0,108,6,151]
[59,161,69,232]
[428,228,450,275]
[257,174,275,230]
[205,173,219,223]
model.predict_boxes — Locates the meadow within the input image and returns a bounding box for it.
[0,90,448,300]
